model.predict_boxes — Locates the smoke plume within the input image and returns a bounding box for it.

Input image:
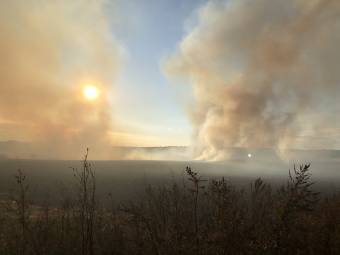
[166,0,340,160]
[0,0,120,159]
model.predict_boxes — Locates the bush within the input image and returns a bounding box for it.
[1,154,340,254]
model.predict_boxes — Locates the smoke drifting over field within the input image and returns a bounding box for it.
[166,0,340,160]
[0,0,120,159]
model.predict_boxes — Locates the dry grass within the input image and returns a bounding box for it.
[0,151,339,254]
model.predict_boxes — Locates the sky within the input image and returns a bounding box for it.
[108,0,206,147]
[0,0,340,160]
[0,0,206,156]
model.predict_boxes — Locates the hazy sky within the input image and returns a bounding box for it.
[109,0,206,147]
[0,0,340,160]
[0,0,206,152]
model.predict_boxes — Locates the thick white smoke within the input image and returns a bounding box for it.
[166,0,340,160]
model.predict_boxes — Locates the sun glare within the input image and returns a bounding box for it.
[83,85,99,101]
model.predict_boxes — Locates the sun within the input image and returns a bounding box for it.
[83,85,99,101]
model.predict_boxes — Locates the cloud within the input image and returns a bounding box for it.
[0,0,121,159]
[165,0,340,160]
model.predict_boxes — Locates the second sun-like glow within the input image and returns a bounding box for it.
[83,85,99,101]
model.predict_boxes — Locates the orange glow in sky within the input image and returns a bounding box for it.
[83,85,99,101]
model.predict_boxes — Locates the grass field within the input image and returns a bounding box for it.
[1,156,340,254]
[1,154,339,203]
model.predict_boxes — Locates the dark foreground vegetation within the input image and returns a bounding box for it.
[1,151,340,254]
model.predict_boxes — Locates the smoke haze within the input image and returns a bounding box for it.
[165,0,340,160]
[1,0,340,161]
[0,0,120,159]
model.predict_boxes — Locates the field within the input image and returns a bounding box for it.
[1,155,340,254]
[0,153,340,202]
